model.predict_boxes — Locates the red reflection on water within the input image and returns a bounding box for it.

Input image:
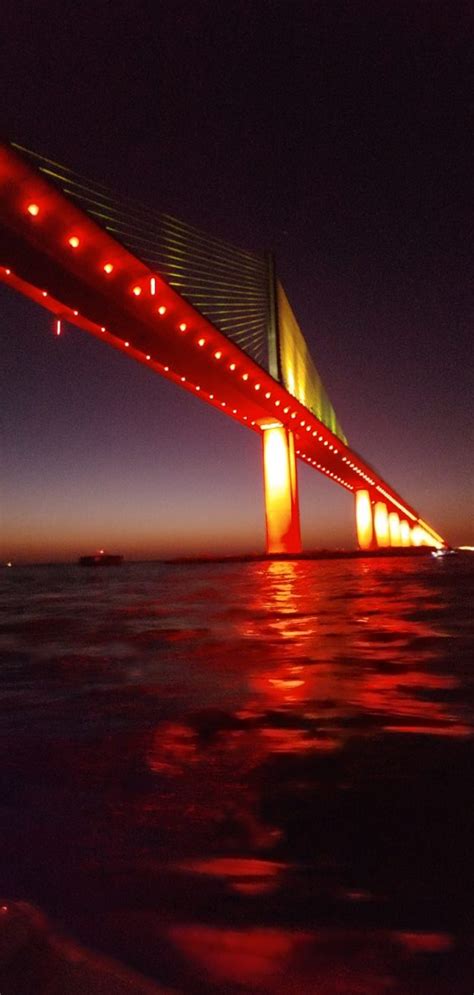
[177,857,286,895]
[240,559,470,743]
[168,925,402,993]
[169,925,305,983]
[384,723,471,736]
[393,931,454,953]
[147,722,197,775]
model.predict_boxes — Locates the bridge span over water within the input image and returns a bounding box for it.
[0,141,445,553]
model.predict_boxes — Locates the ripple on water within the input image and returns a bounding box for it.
[0,556,472,993]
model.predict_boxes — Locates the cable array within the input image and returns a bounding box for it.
[13,144,271,370]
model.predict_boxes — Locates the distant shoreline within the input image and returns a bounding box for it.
[164,547,441,565]
[3,548,454,568]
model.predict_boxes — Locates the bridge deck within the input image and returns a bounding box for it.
[0,142,444,547]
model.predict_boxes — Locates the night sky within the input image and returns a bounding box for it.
[1,1,472,561]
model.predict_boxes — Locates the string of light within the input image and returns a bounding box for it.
[13,143,271,370]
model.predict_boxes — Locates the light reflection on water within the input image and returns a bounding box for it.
[0,556,472,993]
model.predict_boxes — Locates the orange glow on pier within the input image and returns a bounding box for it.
[374,502,389,547]
[262,426,301,554]
[355,490,373,549]
[388,511,401,547]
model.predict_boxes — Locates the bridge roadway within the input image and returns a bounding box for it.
[0,141,445,550]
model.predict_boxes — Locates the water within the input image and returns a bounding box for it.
[0,556,473,993]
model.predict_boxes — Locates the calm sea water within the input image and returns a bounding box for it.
[0,556,473,993]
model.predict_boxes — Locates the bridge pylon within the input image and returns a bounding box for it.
[355,489,375,550]
[262,424,301,554]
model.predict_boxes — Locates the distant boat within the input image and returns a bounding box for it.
[79,551,123,566]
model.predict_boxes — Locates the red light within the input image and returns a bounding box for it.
[132,285,142,296]
[27,203,40,217]
[68,236,80,248]
[198,338,205,347]
[181,376,186,382]
[103,263,114,274]
[150,277,156,295]
[158,305,166,315]
[196,385,200,391]
[146,354,151,360]
[56,319,61,336]
[124,341,130,347]
[4,268,11,275]
[101,326,106,332]
[179,322,187,332]
[73,310,78,316]
[214,351,222,359]
[42,291,48,297]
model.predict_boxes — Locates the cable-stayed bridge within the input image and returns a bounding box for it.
[0,141,445,553]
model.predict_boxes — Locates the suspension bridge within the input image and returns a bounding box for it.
[0,141,445,553]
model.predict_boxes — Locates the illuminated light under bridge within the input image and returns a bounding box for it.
[0,141,446,553]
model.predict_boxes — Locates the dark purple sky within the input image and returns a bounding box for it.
[1,1,472,560]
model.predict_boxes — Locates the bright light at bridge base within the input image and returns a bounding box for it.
[374,502,389,547]
[262,426,301,554]
[389,512,401,547]
[400,520,411,547]
[411,526,423,547]
[355,490,373,550]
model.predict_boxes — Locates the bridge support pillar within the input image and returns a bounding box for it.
[262,425,301,554]
[400,520,411,546]
[411,525,423,547]
[388,511,401,547]
[355,489,374,550]
[374,501,390,547]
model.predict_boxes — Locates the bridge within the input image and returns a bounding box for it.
[0,141,445,554]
